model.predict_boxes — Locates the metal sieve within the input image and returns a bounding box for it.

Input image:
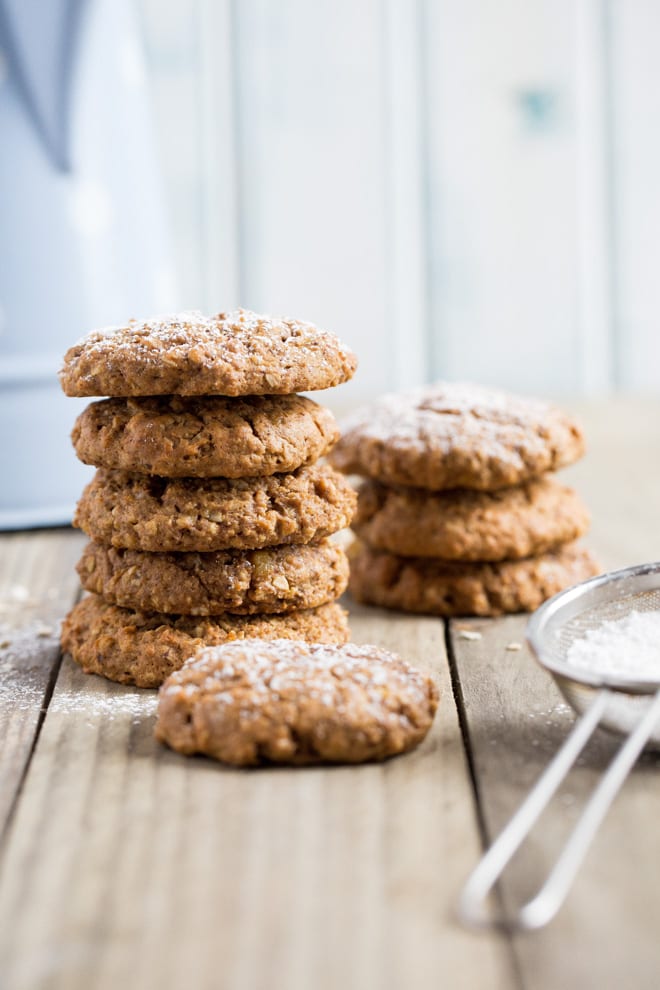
[459,561,660,931]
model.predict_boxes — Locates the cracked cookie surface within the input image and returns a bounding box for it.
[331,383,585,491]
[155,639,438,766]
[348,541,599,617]
[73,463,357,552]
[60,309,357,397]
[77,539,349,615]
[61,595,350,688]
[354,478,590,561]
[72,393,339,478]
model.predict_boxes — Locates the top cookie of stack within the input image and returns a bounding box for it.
[59,309,358,687]
[330,382,599,617]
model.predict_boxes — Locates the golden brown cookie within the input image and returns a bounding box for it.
[353,478,590,561]
[77,539,349,615]
[330,383,585,491]
[155,639,438,766]
[61,595,350,688]
[59,309,357,397]
[71,393,339,478]
[73,464,357,552]
[348,541,599,617]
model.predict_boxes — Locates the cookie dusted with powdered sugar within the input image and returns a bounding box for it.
[59,309,357,397]
[73,463,356,552]
[155,639,438,766]
[72,394,339,478]
[330,383,585,491]
[348,541,599,617]
[77,539,349,615]
[61,596,350,688]
[353,477,590,561]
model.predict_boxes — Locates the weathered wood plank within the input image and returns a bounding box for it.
[0,530,86,838]
[452,401,660,988]
[451,614,660,990]
[0,603,515,990]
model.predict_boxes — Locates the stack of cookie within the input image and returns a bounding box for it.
[59,309,358,687]
[330,383,599,617]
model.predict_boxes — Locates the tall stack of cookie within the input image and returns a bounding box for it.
[59,309,357,687]
[330,383,599,617]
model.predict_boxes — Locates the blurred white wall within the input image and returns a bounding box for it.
[138,0,660,406]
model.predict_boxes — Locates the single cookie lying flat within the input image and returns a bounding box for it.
[330,382,585,491]
[59,309,357,397]
[155,639,438,766]
[77,539,349,615]
[61,596,350,688]
[72,393,339,478]
[348,542,599,617]
[353,478,590,561]
[73,464,357,552]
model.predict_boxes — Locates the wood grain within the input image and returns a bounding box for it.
[450,401,660,988]
[451,614,660,990]
[0,602,514,990]
[0,530,85,838]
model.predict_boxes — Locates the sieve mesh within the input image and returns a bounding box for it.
[527,565,660,744]
[553,589,660,665]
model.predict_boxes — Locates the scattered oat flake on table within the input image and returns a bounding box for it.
[457,630,482,641]
[506,642,522,651]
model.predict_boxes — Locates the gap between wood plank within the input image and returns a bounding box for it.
[0,530,87,851]
[0,584,84,851]
[445,619,527,990]
[0,646,64,850]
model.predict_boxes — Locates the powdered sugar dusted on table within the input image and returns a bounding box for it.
[566,611,660,681]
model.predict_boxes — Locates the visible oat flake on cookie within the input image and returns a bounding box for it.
[59,309,357,397]
[71,393,340,478]
[155,639,439,766]
[353,477,591,561]
[61,596,350,688]
[330,382,585,491]
[77,539,350,615]
[73,464,357,552]
[348,541,600,617]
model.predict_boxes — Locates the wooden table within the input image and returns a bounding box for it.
[1,400,659,990]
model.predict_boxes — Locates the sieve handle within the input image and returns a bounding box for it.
[458,687,660,931]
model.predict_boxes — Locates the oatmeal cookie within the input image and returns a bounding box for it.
[330,383,585,490]
[77,539,349,615]
[59,309,357,397]
[61,595,350,688]
[353,478,590,561]
[73,464,357,552]
[72,394,339,478]
[348,541,599,617]
[155,639,438,766]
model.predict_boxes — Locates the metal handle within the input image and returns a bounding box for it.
[458,688,660,931]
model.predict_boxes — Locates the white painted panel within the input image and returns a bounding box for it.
[232,0,395,407]
[199,0,241,311]
[609,0,660,390]
[575,0,615,393]
[424,0,583,395]
[382,0,429,391]
[137,0,202,308]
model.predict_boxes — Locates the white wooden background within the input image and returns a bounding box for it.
[137,0,660,405]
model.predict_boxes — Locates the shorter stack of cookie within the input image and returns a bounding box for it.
[59,310,358,687]
[330,383,599,617]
